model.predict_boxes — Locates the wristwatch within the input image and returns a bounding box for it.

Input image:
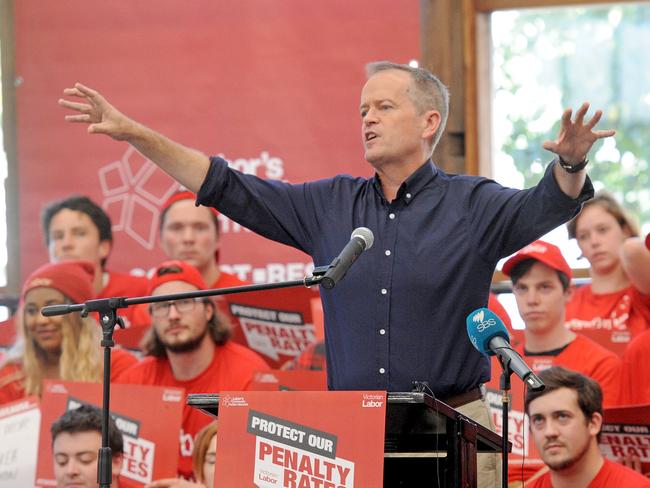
[558,155,589,173]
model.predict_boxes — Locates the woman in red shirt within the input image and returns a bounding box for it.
[566,191,650,357]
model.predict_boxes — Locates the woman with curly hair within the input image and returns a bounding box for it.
[0,260,137,403]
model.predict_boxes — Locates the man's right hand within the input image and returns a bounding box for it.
[59,83,137,141]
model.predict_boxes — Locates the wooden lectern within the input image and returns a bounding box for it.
[187,391,505,487]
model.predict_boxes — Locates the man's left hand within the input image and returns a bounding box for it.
[542,102,616,164]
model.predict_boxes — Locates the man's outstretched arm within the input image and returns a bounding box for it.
[59,83,210,192]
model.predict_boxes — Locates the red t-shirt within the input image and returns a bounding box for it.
[620,329,650,405]
[129,271,247,329]
[525,459,650,487]
[115,341,268,480]
[0,348,138,405]
[566,285,650,357]
[517,335,622,407]
[101,271,149,328]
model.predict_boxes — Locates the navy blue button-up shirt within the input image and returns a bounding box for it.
[197,157,593,396]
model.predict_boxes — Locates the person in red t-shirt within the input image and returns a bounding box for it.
[524,366,650,488]
[565,191,650,356]
[620,328,650,405]
[51,403,140,488]
[130,190,248,330]
[503,241,622,408]
[0,261,137,404]
[41,195,148,328]
[116,260,268,482]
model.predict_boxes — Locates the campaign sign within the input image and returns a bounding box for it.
[222,287,321,369]
[0,397,40,487]
[601,404,650,478]
[36,381,184,487]
[215,391,386,487]
[250,370,328,391]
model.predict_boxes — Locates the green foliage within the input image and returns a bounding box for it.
[493,4,650,228]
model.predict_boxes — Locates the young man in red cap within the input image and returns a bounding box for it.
[525,366,650,488]
[41,195,148,328]
[493,241,622,485]
[115,260,268,482]
[502,240,622,407]
[160,190,246,289]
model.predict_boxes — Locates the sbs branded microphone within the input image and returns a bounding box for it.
[466,307,545,391]
[320,227,374,289]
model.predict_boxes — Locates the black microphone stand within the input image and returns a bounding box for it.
[41,266,331,488]
[497,355,513,488]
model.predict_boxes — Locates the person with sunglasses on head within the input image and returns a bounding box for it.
[115,260,268,483]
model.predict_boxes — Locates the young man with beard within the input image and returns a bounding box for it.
[115,260,268,482]
[524,366,650,487]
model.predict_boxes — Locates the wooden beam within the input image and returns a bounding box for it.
[475,0,643,12]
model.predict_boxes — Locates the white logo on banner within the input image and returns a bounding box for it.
[254,437,354,488]
[98,148,286,249]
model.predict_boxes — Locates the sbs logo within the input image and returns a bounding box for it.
[476,318,496,332]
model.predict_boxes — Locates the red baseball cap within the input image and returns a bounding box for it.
[502,240,572,279]
[161,190,219,219]
[148,260,207,295]
[22,260,96,304]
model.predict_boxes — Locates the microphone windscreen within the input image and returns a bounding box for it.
[351,227,374,250]
[646,233,650,251]
[466,307,510,355]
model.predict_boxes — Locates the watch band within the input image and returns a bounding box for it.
[558,156,589,173]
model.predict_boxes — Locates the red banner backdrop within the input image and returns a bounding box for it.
[13,1,419,283]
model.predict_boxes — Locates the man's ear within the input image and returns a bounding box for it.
[99,239,112,262]
[422,109,442,140]
[588,411,603,437]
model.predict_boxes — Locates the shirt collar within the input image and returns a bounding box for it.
[372,160,439,205]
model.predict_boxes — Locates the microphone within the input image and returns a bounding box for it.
[466,307,545,391]
[320,227,374,289]
[645,233,649,251]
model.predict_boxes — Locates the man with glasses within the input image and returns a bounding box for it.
[115,260,268,482]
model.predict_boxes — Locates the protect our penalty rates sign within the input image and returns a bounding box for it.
[215,391,386,487]
[35,380,184,487]
[600,404,650,478]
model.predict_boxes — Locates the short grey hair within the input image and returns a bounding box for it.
[366,61,450,154]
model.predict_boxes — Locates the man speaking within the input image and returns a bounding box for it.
[60,61,614,487]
